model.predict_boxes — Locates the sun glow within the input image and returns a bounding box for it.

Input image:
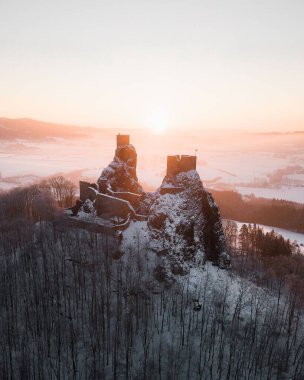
[146,111,168,134]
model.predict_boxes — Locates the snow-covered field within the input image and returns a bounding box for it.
[236,186,304,204]
[0,129,303,204]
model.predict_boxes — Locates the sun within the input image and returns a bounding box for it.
[146,111,168,134]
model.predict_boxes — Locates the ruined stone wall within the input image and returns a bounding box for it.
[113,192,141,208]
[98,178,108,193]
[79,181,98,202]
[105,188,140,208]
[160,186,183,195]
[87,187,98,201]
[79,181,91,202]
[95,193,135,219]
[116,134,130,147]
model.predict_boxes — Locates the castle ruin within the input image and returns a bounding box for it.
[70,134,230,270]
[75,135,198,229]
[78,134,143,228]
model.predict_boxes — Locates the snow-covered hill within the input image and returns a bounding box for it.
[2,219,303,379]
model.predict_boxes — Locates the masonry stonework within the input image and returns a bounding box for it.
[111,192,141,208]
[79,181,91,202]
[95,193,135,219]
[80,181,98,202]
[180,155,197,172]
[166,155,197,176]
[167,156,181,176]
[116,134,130,147]
[77,136,198,231]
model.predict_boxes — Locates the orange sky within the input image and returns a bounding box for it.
[1,0,304,132]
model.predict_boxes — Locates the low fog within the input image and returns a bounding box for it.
[0,118,303,203]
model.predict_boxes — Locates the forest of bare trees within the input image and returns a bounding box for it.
[1,186,304,379]
[0,176,76,223]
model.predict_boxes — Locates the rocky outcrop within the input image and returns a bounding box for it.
[97,144,143,195]
[74,134,229,280]
[201,191,228,266]
[76,137,148,225]
[148,170,230,277]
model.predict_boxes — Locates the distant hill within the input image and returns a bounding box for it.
[0,117,98,140]
[247,130,304,136]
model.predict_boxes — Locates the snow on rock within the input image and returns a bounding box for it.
[74,136,230,285]
[122,220,150,251]
[82,199,96,214]
[148,169,230,280]
[97,144,144,195]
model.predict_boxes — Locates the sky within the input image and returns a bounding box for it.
[1,0,304,132]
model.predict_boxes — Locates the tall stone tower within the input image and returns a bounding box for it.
[117,134,130,147]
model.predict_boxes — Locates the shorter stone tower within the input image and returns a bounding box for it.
[117,134,130,147]
[166,155,197,176]
[180,155,197,172]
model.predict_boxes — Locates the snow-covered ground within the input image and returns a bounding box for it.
[0,129,303,204]
[236,186,304,204]
[123,219,304,259]
[122,221,149,246]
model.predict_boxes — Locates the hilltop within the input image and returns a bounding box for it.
[69,134,230,280]
[0,117,97,140]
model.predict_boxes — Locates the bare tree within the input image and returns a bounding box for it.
[48,175,76,208]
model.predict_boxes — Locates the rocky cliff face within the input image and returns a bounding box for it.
[97,144,143,195]
[148,170,230,281]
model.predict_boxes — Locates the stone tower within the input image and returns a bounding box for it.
[166,155,197,176]
[116,134,130,147]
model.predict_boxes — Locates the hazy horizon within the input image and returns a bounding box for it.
[1,0,304,132]
[0,117,303,205]
[1,115,304,135]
